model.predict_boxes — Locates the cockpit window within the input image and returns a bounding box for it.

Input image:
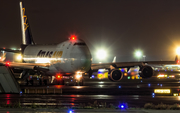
[74,43,86,46]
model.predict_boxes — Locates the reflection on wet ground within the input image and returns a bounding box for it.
[1,71,180,109]
[1,109,180,113]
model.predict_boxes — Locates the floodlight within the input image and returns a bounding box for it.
[135,51,142,57]
[96,49,107,60]
[176,47,180,55]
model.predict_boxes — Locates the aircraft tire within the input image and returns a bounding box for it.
[57,80,64,85]
[43,80,47,85]
[26,79,29,86]
[73,82,77,86]
[60,80,64,85]
[39,79,42,85]
[30,80,34,86]
[79,80,83,86]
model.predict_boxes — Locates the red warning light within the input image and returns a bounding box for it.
[70,35,77,40]
[5,62,10,66]
[6,94,10,98]
[177,60,180,64]
[56,74,62,79]
[72,37,75,40]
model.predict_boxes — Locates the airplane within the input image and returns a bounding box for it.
[0,2,178,85]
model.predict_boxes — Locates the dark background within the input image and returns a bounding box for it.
[1,0,180,63]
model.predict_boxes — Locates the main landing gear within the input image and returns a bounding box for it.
[73,79,83,86]
[57,80,64,85]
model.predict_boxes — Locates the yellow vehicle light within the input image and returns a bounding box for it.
[173,93,178,96]
[124,73,127,76]
[97,74,103,79]
[157,75,164,78]
[131,76,135,79]
[104,72,108,78]
[136,76,139,79]
[154,89,171,93]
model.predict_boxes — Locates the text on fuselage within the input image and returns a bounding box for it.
[37,50,63,58]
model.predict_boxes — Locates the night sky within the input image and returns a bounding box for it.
[1,0,180,63]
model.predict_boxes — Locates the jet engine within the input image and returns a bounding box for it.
[139,65,154,78]
[108,69,123,81]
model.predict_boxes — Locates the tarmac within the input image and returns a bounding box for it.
[0,108,180,113]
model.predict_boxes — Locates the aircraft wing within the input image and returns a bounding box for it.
[91,60,177,70]
[0,61,50,70]
[0,48,21,61]
[91,55,178,70]
[0,48,21,53]
[91,58,177,82]
[0,48,50,69]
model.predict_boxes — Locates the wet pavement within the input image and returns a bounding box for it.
[0,109,180,113]
[1,71,180,108]
[0,93,180,108]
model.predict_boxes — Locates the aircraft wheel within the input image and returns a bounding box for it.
[60,80,64,85]
[29,80,34,86]
[57,80,60,85]
[57,80,64,85]
[26,79,29,86]
[39,79,42,85]
[74,80,83,86]
[43,79,47,85]
[79,80,83,86]
[73,81,77,86]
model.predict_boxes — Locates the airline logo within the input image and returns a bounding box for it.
[37,50,63,58]
[20,2,34,45]
[22,7,29,32]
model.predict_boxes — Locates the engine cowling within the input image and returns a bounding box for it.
[139,66,154,78]
[108,69,123,81]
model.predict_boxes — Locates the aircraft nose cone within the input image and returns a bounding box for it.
[80,52,91,71]
[81,54,87,65]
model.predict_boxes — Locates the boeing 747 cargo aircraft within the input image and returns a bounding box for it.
[0,2,178,85]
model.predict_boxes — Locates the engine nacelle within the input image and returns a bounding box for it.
[139,65,154,78]
[108,69,123,81]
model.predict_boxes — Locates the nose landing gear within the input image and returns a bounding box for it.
[73,71,84,86]
[74,79,83,86]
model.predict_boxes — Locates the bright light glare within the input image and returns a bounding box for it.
[154,89,170,93]
[176,47,180,55]
[96,49,107,60]
[76,86,81,89]
[69,110,73,113]
[75,71,82,79]
[5,62,10,66]
[35,58,50,63]
[76,74,82,79]
[119,104,126,109]
[157,74,165,78]
[16,54,22,60]
[121,105,124,109]
[173,93,178,96]
[11,48,16,50]
[70,35,77,40]
[135,51,142,57]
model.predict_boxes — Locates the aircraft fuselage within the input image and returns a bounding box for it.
[23,39,92,74]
